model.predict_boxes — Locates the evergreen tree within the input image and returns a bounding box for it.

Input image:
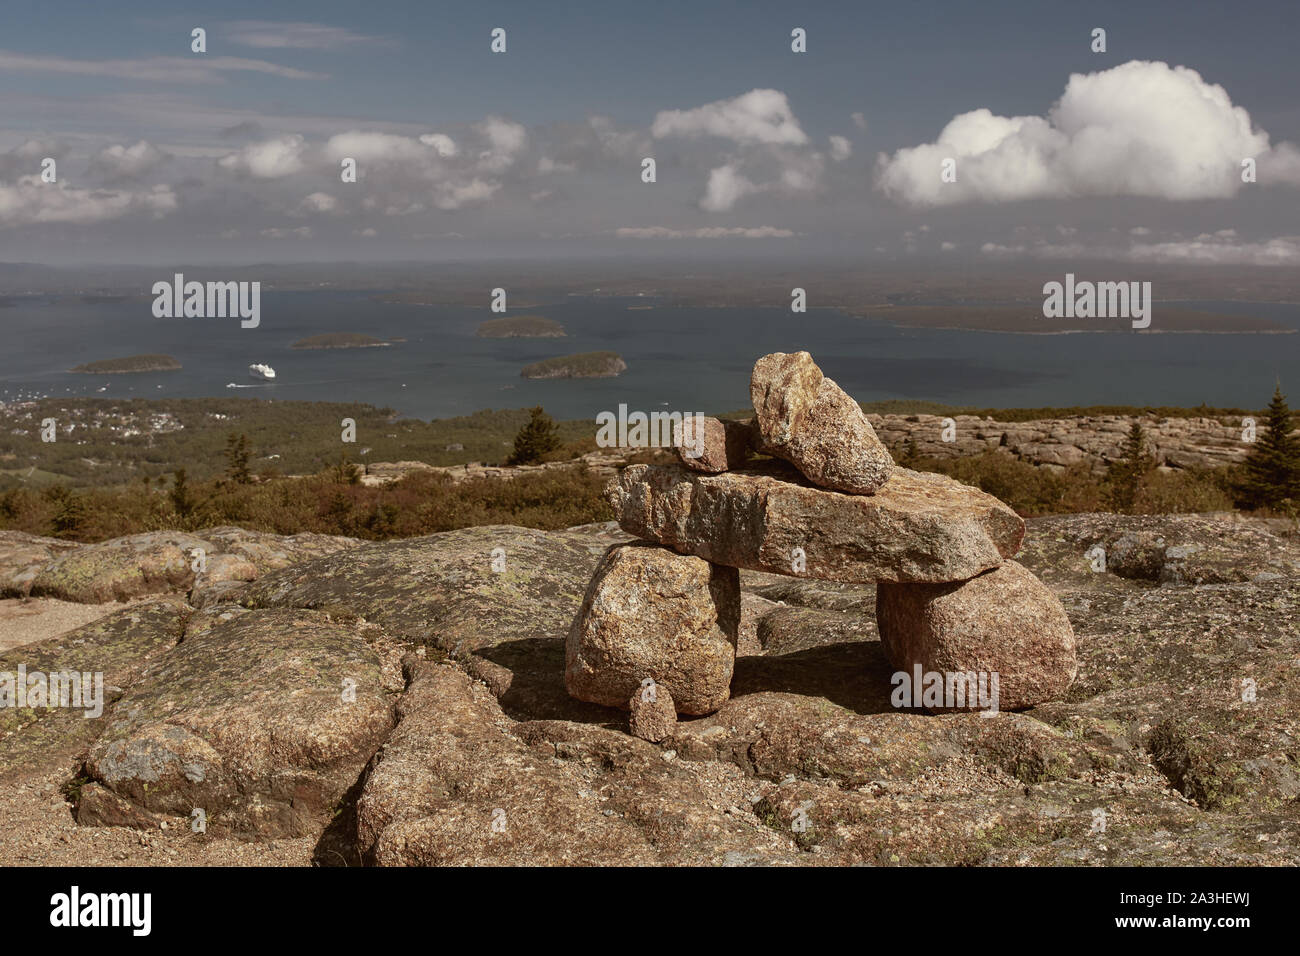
[1234,385,1300,510]
[225,432,253,484]
[0,488,21,521]
[169,468,196,520]
[330,451,362,485]
[1108,419,1155,513]
[48,486,90,539]
[506,406,561,465]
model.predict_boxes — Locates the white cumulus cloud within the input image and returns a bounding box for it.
[218,134,306,178]
[297,191,338,214]
[260,225,312,239]
[475,117,527,172]
[700,165,759,212]
[88,140,169,181]
[324,131,430,164]
[652,89,808,146]
[0,178,175,227]
[1130,235,1300,266]
[321,126,513,209]
[877,60,1300,206]
[418,133,458,158]
[652,89,823,211]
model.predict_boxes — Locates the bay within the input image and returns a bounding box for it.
[1,291,1296,419]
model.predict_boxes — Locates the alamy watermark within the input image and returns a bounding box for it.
[151,273,260,328]
[1042,273,1151,329]
[595,405,705,457]
[891,665,1000,716]
[0,665,103,718]
[49,886,150,936]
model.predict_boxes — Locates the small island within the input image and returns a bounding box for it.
[477,315,566,338]
[290,333,390,350]
[69,354,181,374]
[520,351,627,379]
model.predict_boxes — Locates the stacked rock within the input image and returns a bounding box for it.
[565,351,1077,733]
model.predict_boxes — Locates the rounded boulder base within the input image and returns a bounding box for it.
[565,542,739,716]
[875,560,1077,712]
[629,684,677,742]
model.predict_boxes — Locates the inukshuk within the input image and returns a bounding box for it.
[565,351,1077,735]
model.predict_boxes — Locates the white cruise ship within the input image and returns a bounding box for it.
[249,363,276,381]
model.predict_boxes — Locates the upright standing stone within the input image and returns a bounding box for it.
[566,542,740,715]
[750,351,894,494]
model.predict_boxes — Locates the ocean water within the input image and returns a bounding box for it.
[1,291,1297,420]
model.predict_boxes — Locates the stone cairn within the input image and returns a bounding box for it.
[565,351,1077,740]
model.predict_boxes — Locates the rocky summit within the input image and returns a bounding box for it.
[0,511,1297,866]
[0,357,1294,867]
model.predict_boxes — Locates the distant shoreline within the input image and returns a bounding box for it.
[854,304,1292,335]
[876,326,1298,336]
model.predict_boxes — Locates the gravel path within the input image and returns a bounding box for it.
[0,599,129,651]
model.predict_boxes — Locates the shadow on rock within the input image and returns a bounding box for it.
[730,640,897,715]
[471,638,622,727]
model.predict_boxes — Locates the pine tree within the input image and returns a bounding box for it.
[1234,385,1300,510]
[506,406,561,465]
[330,451,361,485]
[1108,419,1155,513]
[49,487,90,539]
[0,488,21,521]
[169,468,196,520]
[225,432,252,484]
[898,435,919,467]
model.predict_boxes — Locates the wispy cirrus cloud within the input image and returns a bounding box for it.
[978,227,1300,266]
[0,50,325,83]
[615,225,795,239]
[222,21,384,50]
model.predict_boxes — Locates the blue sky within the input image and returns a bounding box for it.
[1,0,1297,264]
